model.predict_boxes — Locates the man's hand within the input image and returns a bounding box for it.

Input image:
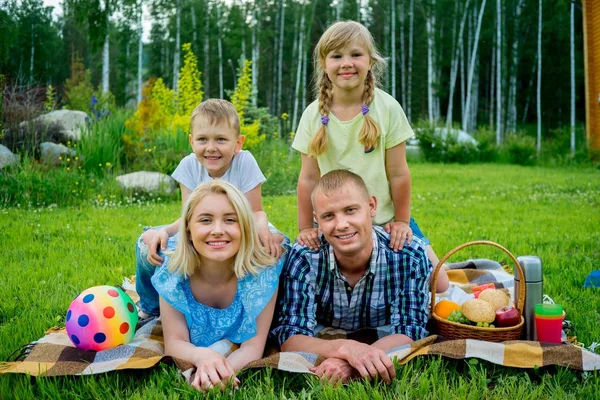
[189,349,239,392]
[258,228,284,259]
[141,229,169,266]
[297,227,320,250]
[384,221,412,252]
[340,341,396,383]
[310,357,357,385]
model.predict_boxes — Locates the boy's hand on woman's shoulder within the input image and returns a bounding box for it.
[141,229,169,266]
[297,228,320,251]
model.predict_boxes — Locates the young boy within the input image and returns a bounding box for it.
[136,99,285,319]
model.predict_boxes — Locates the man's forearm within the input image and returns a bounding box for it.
[281,334,353,360]
[371,333,413,352]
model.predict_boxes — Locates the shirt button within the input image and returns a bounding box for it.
[346,287,352,291]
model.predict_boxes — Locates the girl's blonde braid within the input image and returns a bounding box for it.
[359,70,380,152]
[308,72,334,156]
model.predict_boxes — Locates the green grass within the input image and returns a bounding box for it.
[1,163,599,398]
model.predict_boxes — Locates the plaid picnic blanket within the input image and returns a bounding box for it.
[2,263,599,377]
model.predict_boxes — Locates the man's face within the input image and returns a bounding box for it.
[313,182,377,259]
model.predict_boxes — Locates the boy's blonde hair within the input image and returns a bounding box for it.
[167,181,275,278]
[309,20,386,156]
[311,169,370,209]
[189,99,241,136]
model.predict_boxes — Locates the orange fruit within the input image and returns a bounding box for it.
[434,300,462,319]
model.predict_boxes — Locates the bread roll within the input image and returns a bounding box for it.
[461,299,496,323]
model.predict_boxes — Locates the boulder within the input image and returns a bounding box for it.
[0,144,18,169]
[40,142,76,164]
[413,127,478,145]
[116,171,177,194]
[21,110,89,141]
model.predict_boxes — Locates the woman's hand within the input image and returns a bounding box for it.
[384,221,412,252]
[190,349,239,392]
[297,227,320,250]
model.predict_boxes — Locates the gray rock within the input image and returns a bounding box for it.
[0,144,18,169]
[21,110,89,141]
[116,171,177,194]
[40,142,76,164]
[413,127,478,145]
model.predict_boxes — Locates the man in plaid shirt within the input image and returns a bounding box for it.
[271,170,431,384]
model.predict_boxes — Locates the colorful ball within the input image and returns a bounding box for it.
[66,285,138,351]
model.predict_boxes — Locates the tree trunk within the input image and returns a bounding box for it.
[536,0,542,155]
[137,0,143,104]
[495,0,502,144]
[407,0,414,121]
[570,0,576,156]
[277,0,286,128]
[217,6,224,99]
[399,0,406,108]
[490,33,495,128]
[390,0,396,98]
[292,5,305,132]
[191,2,197,55]
[426,1,434,123]
[101,0,110,93]
[251,8,260,107]
[462,0,487,132]
[507,0,524,134]
[173,0,181,91]
[446,0,470,129]
[30,22,35,82]
[204,1,210,96]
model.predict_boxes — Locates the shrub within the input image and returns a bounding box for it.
[1,120,68,158]
[473,127,499,162]
[1,81,45,134]
[230,60,266,150]
[503,134,537,166]
[64,57,94,112]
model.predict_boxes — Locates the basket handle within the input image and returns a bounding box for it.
[430,240,526,314]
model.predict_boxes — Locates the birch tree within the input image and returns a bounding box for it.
[536,0,542,155]
[462,0,487,132]
[136,0,143,103]
[390,0,396,98]
[204,0,210,96]
[506,0,524,134]
[277,0,286,121]
[407,0,413,121]
[495,0,502,144]
[217,4,224,98]
[292,1,306,132]
[399,0,406,108]
[172,0,181,91]
[426,0,435,123]
[570,0,575,156]
[446,0,470,129]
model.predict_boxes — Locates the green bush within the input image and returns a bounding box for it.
[414,124,481,164]
[473,127,499,162]
[503,134,537,166]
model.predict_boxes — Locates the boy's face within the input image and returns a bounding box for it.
[189,116,244,178]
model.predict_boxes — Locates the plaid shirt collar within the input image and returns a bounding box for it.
[326,230,380,278]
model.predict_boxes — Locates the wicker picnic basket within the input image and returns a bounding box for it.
[430,240,525,342]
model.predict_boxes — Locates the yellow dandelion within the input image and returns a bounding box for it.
[75,157,79,161]
[58,156,62,161]
[105,162,112,167]
[67,158,70,162]
[66,167,70,171]
[99,163,102,167]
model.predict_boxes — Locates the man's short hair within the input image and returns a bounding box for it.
[189,99,241,135]
[311,169,370,207]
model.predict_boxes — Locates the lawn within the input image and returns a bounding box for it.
[1,163,599,399]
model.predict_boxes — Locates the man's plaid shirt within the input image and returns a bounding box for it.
[271,226,431,346]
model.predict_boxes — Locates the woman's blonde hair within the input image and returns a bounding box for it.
[167,181,275,278]
[309,20,386,156]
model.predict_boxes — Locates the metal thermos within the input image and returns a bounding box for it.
[515,256,543,341]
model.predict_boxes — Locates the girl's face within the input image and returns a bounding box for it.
[324,40,371,95]
[188,193,241,266]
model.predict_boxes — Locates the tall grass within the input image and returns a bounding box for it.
[77,110,127,176]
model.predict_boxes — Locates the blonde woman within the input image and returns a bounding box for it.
[151,181,284,391]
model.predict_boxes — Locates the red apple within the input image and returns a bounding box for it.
[495,306,521,327]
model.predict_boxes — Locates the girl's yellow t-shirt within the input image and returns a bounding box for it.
[293,88,414,225]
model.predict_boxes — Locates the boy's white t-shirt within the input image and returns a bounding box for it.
[171,150,266,193]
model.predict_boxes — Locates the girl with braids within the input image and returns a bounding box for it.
[292,20,448,292]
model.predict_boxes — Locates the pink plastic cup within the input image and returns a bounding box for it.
[534,304,564,344]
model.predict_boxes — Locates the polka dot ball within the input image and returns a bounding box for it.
[66,285,139,351]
